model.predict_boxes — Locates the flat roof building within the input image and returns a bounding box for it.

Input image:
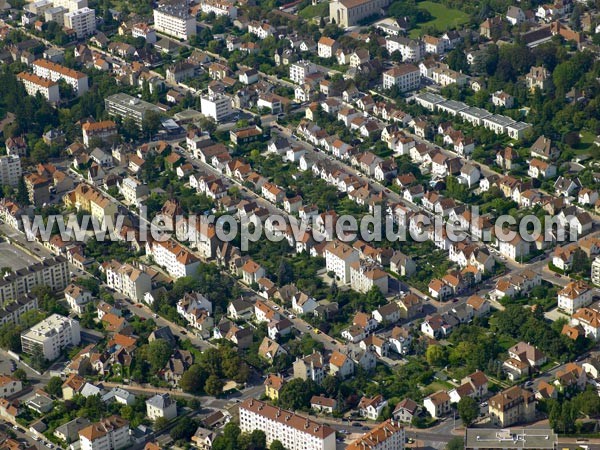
[21,314,81,361]
[105,93,161,129]
[465,428,557,449]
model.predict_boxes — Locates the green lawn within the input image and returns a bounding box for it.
[298,2,328,20]
[570,130,598,155]
[409,1,470,38]
[422,380,454,395]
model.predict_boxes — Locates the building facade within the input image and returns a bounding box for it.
[153,4,196,40]
[239,399,336,450]
[17,72,60,102]
[0,155,22,187]
[21,314,81,361]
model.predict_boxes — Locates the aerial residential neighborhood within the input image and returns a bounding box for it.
[0,0,599,448]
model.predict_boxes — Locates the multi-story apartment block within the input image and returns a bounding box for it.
[592,256,600,286]
[17,72,60,102]
[131,23,157,43]
[64,184,118,226]
[81,120,118,147]
[153,4,196,40]
[64,7,96,38]
[239,399,336,450]
[488,386,536,427]
[79,416,130,450]
[21,314,81,361]
[329,0,391,28]
[200,0,237,18]
[200,93,233,122]
[24,173,51,206]
[0,375,23,398]
[0,256,69,306]
[0,293,39,326]
[324,241,359,284]
[346,419,405,450]
[349,261,389,294]
[289,61,316,84]
[146,394,177,420]
[53,0,87,13]
[382,64,420,92]
[119,177,149,206]
[385,36,422,62]
[293,352,326,385]
[103,260,152,302]
[32,60,88,95]
[558,280,593,314]
[146,239,200,279]
[0,155,22,187]
[44,6,67,25]
[105,93,161,129]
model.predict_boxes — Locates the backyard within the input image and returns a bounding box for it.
[409,1,470,38]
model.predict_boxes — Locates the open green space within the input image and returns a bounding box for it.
[409,1,470,38]
[298,2,329,20]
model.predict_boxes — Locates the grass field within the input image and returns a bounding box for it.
[298,2,328,20]
[409,1,470,38]
[570,130,598,155]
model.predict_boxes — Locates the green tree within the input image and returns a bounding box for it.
[204,374,225,397]
[457,396,479,426]
[154,417,170,430]
[142,110,162,138]
[425,344,447,367]
[446,437,464,450]
[170,417,197,441]
[249,430,266,449]
[13,369,27,381]
[278,378,316,410]
[121,118,139,141]
[146,339,172,372]
[270,441,285,450]
[46,376,63,397]
[180,364,209,394]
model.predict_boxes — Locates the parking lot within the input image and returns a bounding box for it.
[0,241,40,271]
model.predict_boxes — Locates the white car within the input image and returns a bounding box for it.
[32,437,40,442]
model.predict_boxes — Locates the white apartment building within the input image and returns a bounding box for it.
[350,262,389,294]
[0,293,39,327]
[79,416,130,450]
[18,71,60,102]
[382,64,420,92]
[21,314,81,361]
[593,256,600,286]
[146,394,177,420]
[0,375,23,398]
[64,7,96,38]
[44,6,67,26]
[346,419,405,450]
[153,4,196,40]
[239,399,336,450]
[146,239,200,279]
[104,261,152,302]
[0,155,22,187]
[119,176,148,206]
[324,241,359,284]
[385,36,422,62]
[32,59,88,95]
[558,280,593,314]
[200,0,237,18]
[200,93,233,122]
[0,256,69,306]
[81,120,118,147]
[52,0,87,13]
[289,61,316,84]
